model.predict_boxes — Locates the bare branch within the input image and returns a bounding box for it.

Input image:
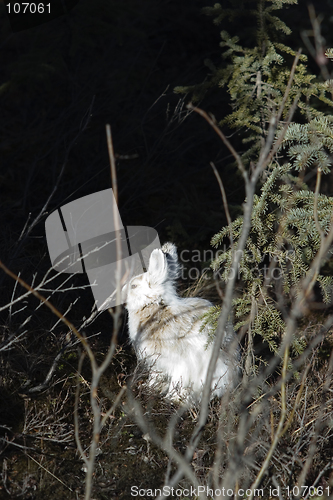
[210,162,234,251]
[188,104,247,181]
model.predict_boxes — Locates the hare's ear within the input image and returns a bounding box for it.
[162,242,180,281]
[148,249,168,285]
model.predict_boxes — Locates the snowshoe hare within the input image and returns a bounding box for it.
[122,243,239,403]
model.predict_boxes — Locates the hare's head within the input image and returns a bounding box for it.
[122,243,180,312]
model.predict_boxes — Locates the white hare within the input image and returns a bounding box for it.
[122,243,239,403]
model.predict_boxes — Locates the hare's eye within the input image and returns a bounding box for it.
[131,283,137,289]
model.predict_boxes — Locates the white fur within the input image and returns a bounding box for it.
[123,243,239,402]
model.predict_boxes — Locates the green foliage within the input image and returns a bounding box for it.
[176,1,333,354]
[210,149,333,350]
[209,114,333,351]
[175,0,333,166]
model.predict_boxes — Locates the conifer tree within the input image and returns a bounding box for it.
[177,0,333,355]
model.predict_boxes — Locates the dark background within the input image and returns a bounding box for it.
[1,0,232,259]
[1,0,333,274]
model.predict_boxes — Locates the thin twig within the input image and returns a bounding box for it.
[188,104,247,180]
[26,453,73,492]
[276,49,302,124]
[106,123,118,205]
[210,162,234,251]
[74,352,88,467]
[106,123,123,310]
[0,260,95,364]
[313,166,324,240]
[100,385,126,427]
[247,345,288,499]
[301,5,330,83]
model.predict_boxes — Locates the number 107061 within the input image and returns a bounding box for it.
[6,3,51,14]
[285,486,330,497]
